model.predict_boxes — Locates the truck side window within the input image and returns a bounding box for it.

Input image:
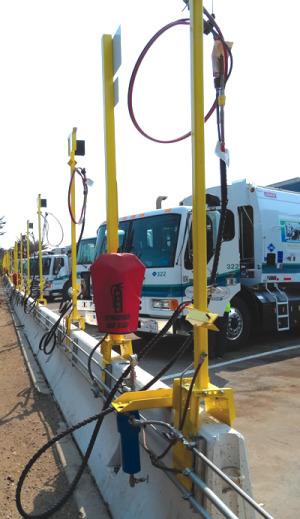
[53,257,64,275]
[238,205,254,265]
[184,215,214,270]
[223,210,235,241]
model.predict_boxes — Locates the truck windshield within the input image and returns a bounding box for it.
[95,222,129,258]
[77,237,96,264]
[29,257,51,276]
[95,213,181,268]
[128,213,180,267]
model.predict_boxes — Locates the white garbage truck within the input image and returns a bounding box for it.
[25,253,71,300]
[78,179,300,347]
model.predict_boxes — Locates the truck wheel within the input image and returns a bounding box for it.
[226,295,251,349]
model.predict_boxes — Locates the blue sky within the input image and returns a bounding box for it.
[1,0,299,250]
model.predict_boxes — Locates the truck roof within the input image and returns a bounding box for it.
[266,177,300,192]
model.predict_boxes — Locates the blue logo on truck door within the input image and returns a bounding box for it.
[267,243,275,252]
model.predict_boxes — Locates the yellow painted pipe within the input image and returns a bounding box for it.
[190,0,210,389]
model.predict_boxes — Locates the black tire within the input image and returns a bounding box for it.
[226,295,251,349]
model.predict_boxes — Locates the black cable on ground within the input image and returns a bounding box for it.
[16,407,114,519]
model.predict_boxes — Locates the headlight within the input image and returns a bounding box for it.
[152,299,178,310]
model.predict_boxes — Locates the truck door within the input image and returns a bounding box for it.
[52,257,68,292]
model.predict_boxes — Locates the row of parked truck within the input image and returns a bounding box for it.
[77,178,300,348]
[24,237,96,300]
[23,179,300,348]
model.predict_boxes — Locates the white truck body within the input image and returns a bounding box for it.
[25,254,71,299]
[78,204,240,332]
[76,236,96,299]
[24,238,96,301]
[78,179,300,346]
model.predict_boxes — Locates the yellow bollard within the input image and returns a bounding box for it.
[26,221,32,296]
[65,127,85,337]
[172,0,236,487]
[20,233,24,293]
[36,194,47,306]
[101,33,133,370]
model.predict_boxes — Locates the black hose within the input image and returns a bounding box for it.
[87,333,108,382]
[16,407,114,519]
[208,157,228,297]
[38,301,72,355]
[141,333,193,391]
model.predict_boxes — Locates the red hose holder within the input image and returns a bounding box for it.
[90,253,146,334]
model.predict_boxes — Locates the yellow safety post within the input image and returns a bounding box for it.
[101,32,133,371]
[36,194,47,306]
[107,6,235,490]
[6,251,10,274]
[190,0,209,392]
[9,249,13,283]
[26,221,32,296]
[14,242,18,287]
[65,128,85,336]
[20,233,24,292]
[5,251,10,276]
[2,252,7,274]
[172,0,235,487]
[8,251,11,279]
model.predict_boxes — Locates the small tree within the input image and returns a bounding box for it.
[0,216,6,236]
[16,235,48,257]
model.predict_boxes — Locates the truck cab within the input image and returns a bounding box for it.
[24,253,70,300]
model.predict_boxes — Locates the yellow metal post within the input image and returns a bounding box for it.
[37,194,47,306]
[2,252,7,274]
[26,221,31,296]
[190,0,209,392]
[5,252,10,275]
[101,33,133,368]
[14,242,18,286]
[173,0,207,449]
[20,233,24,292]
[9,250,13,282]
[102,35,119,254]
[66,128,85,335]
[172,1,235,485]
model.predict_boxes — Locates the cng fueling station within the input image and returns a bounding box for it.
[2,2,276,518]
